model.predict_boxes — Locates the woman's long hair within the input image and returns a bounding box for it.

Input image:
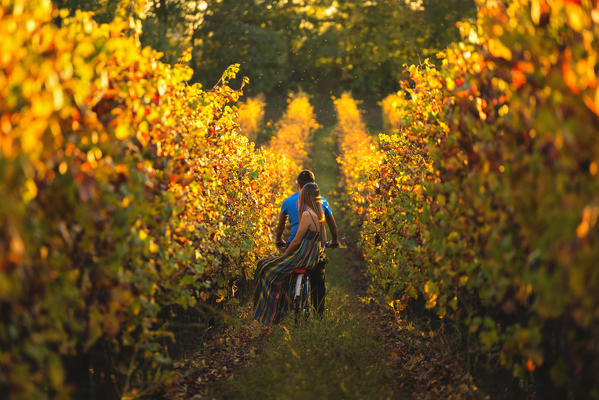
[298,182,327,243]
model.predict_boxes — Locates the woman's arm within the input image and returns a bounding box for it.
[275,212,287,247]
[284,211,312,255]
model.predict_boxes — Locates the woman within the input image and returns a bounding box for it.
[253,182,327,325]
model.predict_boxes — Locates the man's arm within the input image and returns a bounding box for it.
[325,213,339,246]
[275,213,287,246]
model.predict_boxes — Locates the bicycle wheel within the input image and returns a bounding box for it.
[301,275,313,319]
[293,273,304,325]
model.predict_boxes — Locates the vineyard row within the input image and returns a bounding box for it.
[336,1,599,397]
[0,2,321,397]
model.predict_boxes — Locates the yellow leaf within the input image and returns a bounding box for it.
[23,179,38,203]
[566,4,588,32]
[179,47,192,63]
[115,123,130,140]
[445,77,455,91]
[487,38,512,61]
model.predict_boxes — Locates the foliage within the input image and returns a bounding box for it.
[340,0,599,396]
[327,0,475,96]
[52,0,121,23]
[269,93,319,169]
[333,94,382,233]
[380,92,408,131]
[0,2,295,397]
[236,95,266,142]
[60,0,473,99]
[139,0,197,64]
[193,0,294,94]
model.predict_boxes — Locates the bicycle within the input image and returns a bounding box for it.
[292,267,312,325]
[284,241,339,325]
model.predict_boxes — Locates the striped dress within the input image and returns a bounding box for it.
[253,229,321,325]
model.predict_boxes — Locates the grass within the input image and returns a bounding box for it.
[227,287,393,400]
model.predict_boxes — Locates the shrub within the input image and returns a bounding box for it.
[269,92,319,168]
[380,92,407,131]
[333,93,382,233]
[236,94,266,141]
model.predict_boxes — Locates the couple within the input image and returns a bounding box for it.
[253,170,339,325]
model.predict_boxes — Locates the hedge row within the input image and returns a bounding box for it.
[269,93,319,168]
[236,95,266,142]
[0,2,294,398]
[380,92,406,132]
[341,0,599,396]
[333,93,382,233]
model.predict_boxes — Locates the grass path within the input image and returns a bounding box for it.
[217,128,400,399]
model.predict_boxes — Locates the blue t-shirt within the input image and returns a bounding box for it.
[281,192,332,242]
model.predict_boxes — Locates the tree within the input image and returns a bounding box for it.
[52,0,477,100]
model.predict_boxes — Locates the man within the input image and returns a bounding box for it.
[275,170,339,315]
